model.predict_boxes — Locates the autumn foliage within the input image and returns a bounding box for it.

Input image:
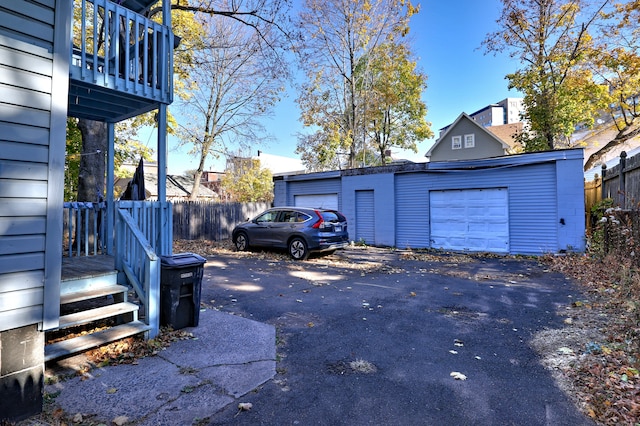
[545,211,640,424]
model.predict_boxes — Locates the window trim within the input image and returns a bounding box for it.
[464,134,475,148]
[452,135,462,150]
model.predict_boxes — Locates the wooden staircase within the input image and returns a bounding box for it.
[45,256,151,362]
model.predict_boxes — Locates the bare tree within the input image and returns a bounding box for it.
[177,14,288,200]
[74,0,294,201]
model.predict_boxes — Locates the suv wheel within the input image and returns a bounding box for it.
[289,237,309,260]
[234,232,249,251]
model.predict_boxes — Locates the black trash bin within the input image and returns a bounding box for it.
[159,252,206,330]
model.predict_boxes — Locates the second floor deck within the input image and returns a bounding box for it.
[68,0,174,123]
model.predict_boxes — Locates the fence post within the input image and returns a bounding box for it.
[620,151,627,208]
[601,164,607,201]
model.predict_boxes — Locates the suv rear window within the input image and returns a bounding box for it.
[320,211,345,222]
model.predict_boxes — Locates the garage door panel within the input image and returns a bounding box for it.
[430,188,509,253]
[294,194,338,210]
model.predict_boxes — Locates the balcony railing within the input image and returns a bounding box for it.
[69,0,173,120]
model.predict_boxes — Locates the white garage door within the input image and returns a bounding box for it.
[294,194,339,210]
[430,188,509,253]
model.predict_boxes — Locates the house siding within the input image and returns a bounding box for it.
[0,0,69,420]
[427,114,509,162]
[1,1,53,333]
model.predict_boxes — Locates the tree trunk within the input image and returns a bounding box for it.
[77,119,107,202]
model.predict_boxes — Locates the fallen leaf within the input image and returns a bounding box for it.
[450,371,467,380]
[112,415,129,425]
[409,292,417,297]
[73,413,83,423]
[106,387,118,394]
[238,402,253,411]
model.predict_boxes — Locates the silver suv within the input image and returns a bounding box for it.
[232,207,349,260]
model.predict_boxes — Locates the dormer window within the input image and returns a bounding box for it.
[452,136,462,149]
[464,134,475,148]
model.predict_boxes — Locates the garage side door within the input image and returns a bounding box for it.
[355,190,375,244]
[294,194,338,210]
[430,188,509,253]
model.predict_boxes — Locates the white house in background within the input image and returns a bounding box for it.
[255,151,306,176]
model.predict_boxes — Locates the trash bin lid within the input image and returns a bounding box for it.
[160,252,207,268]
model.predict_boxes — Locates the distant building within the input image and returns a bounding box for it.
[116,161,218,200]
[225,151,306,176]
[255,151,306,176]
[470,98,524,127]
[425,113,513,162]
[439,97,525,137]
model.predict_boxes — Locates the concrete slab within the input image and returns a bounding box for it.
[43,308,275,425]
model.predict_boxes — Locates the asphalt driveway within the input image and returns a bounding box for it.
[201,247,593,426]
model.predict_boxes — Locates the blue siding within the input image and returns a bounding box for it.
[273,180,287,206]
[506,163,558,254]
[556,157,586,250]
[276,150,584,255]
[421,163,558,254]
[284,178,342,209]
[0,0,67,332]
[342,174,395,246]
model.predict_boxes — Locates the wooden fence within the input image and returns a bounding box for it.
[172,201,271,241]
[584,151,640,234]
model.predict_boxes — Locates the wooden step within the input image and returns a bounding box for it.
[61,270,119,296]
[45,321,152,362]
[60,284,129,305]
[57,302,140,330]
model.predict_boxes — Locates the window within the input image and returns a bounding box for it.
[256,210,278,223]
[452,136,462,149]
[464,134,475,148]
[280,210,297,222]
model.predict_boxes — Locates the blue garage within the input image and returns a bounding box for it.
[273,149,585,255]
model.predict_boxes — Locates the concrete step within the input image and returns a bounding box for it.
[60,284,129,305]
[56,302,140,330]
[45,321,151,362]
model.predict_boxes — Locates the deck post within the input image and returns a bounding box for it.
[107,122,115,255]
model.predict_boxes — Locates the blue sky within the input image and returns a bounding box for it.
[162,0,523,175]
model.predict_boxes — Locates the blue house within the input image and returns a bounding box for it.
[274,149,585,255]
[1,0,175,420]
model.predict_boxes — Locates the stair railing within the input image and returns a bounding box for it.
[114,201,172,339]
[115,207,159,338]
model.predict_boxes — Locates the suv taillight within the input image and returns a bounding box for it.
[311,210,324,229]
